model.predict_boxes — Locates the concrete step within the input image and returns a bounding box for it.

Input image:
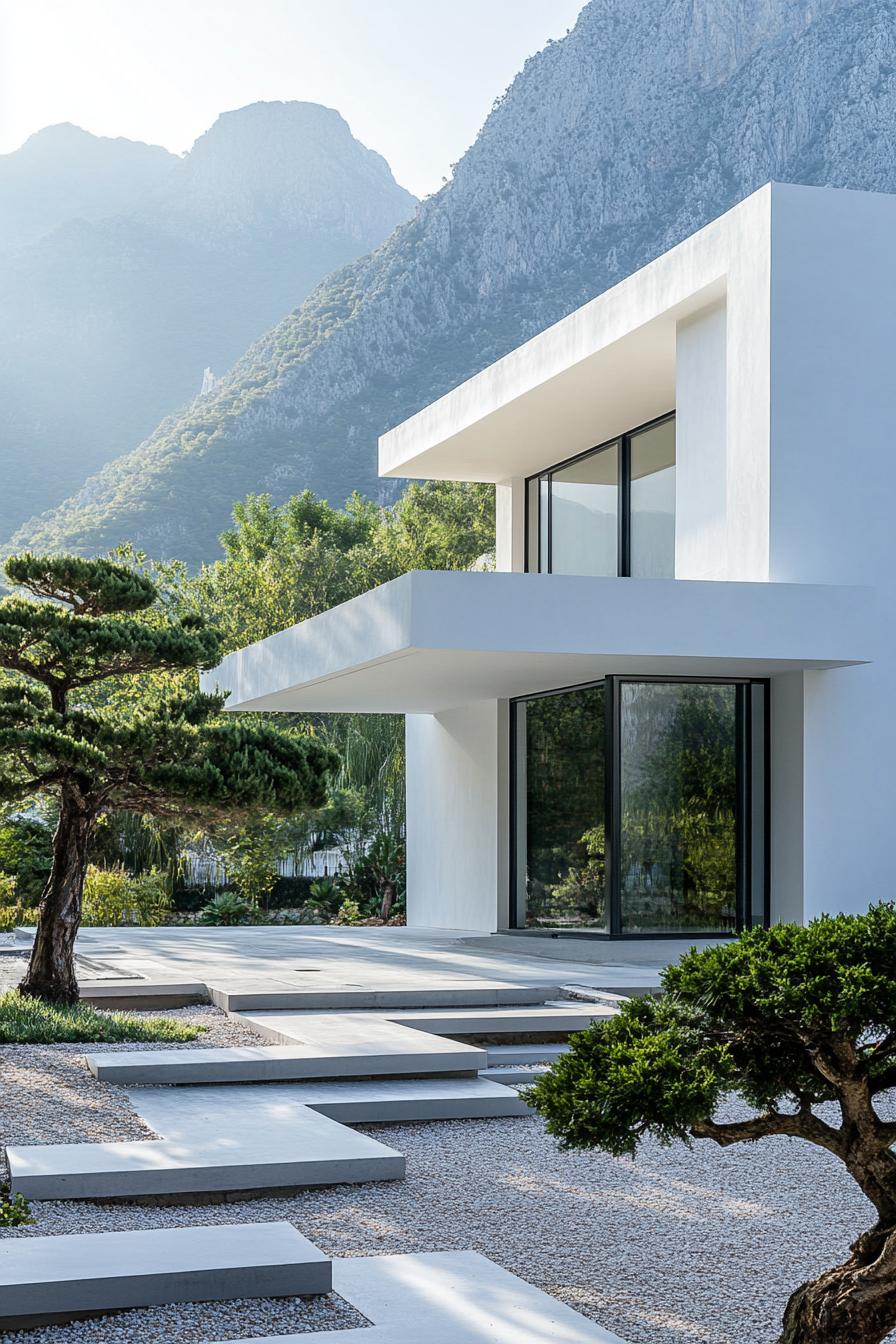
[87,1035,486,1086]
[242,1004,612,1048]
[209,979,560,1013]
[211,1249,633,1344]
[485,1043,570,1066]
[0,1221,330,1329]
[8,1073,528,1202]
[7,1100,405,1201]
[479,1066,548,1084]
[78,980,208,1009]
[132,1077,530,1127]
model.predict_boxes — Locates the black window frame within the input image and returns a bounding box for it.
[508,673,770,939]
[524,411,675,577]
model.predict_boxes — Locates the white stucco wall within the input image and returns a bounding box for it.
[675,303,728,580]
[405,702,502,932]
[767,184,896,919]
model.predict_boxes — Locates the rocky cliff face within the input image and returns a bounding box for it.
[12,0,896,563]
[0,103,415,541]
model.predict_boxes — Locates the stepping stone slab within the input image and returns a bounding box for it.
[211,1249,632,1344]
[129,1077,530,1129]
[87,1020,487,1085]
[0,1221,330,1329]
[242,1004,611,1046]
[7,1102,405,1201]
[486,1043,570,1065]
[209,979,560,1012]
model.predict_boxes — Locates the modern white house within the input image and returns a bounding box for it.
[204,182,890,940]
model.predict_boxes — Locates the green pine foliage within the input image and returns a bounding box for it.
[0,551,337,1001]
[529,907,896,1344]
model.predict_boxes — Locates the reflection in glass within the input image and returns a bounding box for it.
[550,445,618,576]
[539,477,549,573]
[515,686,606,929]
[619,681,737,933]
[630,419,676,577]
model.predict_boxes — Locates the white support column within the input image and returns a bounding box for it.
[495,477,527,572]
[405,702,501,932]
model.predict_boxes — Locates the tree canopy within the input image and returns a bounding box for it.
[529,907,896,1344]
[0,552,336,1002]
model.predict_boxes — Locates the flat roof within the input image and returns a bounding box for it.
[201,570,873,716]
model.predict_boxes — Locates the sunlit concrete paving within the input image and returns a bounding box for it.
[7,1094,407,1201]
[239,1003,611,1045]
[87,999,609,1086]
[215,1249,632,1344]
[0,1222,331,1330]
[7,1072,531,1201]
[39,923,681,1003]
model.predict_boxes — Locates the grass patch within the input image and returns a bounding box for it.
[0,991,205,1044]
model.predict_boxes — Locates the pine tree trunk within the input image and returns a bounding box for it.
[18,792,94,1005]
[778,1224,896,1344]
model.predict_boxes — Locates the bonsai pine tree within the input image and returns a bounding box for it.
[0,554,336,1003]
[529,907,896,1344]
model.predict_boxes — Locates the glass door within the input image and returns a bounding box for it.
[510,677,767,936]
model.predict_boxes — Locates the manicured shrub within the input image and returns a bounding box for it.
[528,905,896,1344]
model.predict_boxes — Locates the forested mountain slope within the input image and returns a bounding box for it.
[12,0,895,564]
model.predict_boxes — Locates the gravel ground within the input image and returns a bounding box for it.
[1,958,892,1344]
[1,1296,369,1343]
[3,1091,894,1344]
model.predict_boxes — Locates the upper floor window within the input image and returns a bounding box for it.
[526,413,675,577]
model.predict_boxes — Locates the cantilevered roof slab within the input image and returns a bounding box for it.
[201,571,874,716]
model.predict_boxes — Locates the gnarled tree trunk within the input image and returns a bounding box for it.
[778,1223,896,1344]
[18,788,95,1004]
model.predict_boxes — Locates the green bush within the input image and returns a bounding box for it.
[0,1183,33,1227]
[198,892,257,925]
[0,991,203,1044]
[528,906,896,1344]
[334,897,362,925]
[0,903,40,933]
[81,865,172,927]
[0,817,52,904]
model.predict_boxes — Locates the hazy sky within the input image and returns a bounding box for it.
[0,0,586,197]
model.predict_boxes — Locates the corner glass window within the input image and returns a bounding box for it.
[526,413,675,577]
[511,675,767,938]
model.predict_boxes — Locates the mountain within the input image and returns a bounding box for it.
[0,124,177,251]
[0,103,416,540]
[10,0,895,565]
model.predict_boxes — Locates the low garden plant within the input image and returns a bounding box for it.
[0,1183,33,1227]
[0,991,204,1044]
[528,904,896,1344]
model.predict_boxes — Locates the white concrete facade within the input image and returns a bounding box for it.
[204,182,896,935]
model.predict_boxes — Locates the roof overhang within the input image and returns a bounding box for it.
[376,185,774,483]
[201,570,874,716]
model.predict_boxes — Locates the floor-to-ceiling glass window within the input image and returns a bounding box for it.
[549,445,618,577]
[618,681,737,934]
[512,684,607,930]
[511,676,767,936]
[525,413,675,577]
[629,418,676,577]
